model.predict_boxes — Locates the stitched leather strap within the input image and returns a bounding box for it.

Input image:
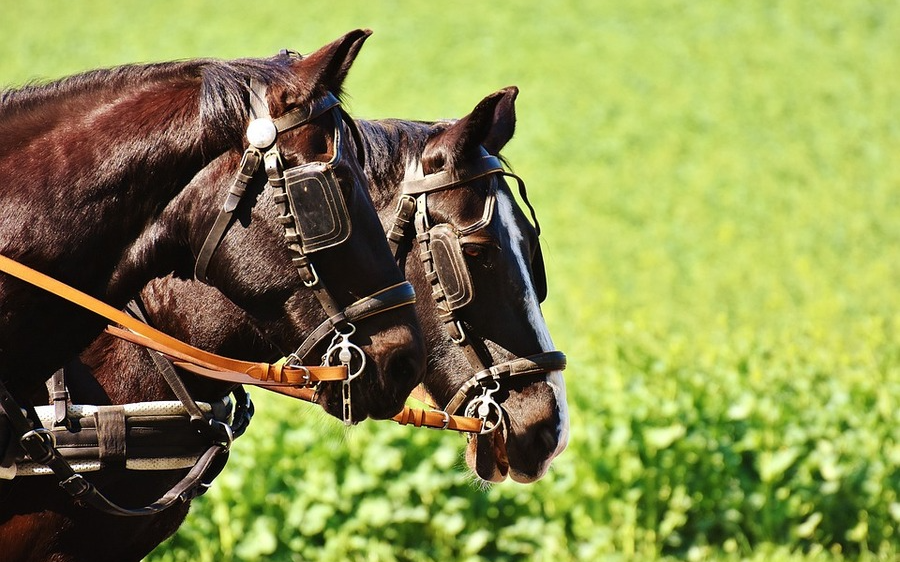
[392,405,483,433]
[194,148,263,283]
[68,444,230,517]
[49,369,69,428]
[400,155,503,196]
[289,281,416,363]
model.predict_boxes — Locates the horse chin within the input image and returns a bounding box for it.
[313,381,376,424]
[312,363,410,423]
[465,429,510,483]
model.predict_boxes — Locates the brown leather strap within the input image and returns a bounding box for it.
[0,253,347,385]
[105,326,346,385]
[289,281,416,364]
[194,148,263,283]
[49,369,70,428]
[400,155,503,196]
[386,195,417,258]
[445,351,568,415]
[273,93,340,132]
[70,444,230,517]
[392,405,483,433]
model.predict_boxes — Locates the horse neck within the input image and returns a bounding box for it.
[0,62,242,392]
[0,63,230,277]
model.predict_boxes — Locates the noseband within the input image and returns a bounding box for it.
[194,80,416,425]
[390,152,566,434]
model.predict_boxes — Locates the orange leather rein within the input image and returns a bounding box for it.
[0,253,347,391]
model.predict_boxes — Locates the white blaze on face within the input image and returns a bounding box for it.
[496,189,570,466]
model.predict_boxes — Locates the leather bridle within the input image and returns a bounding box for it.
[388,151,567,435]
[192,79,416,426]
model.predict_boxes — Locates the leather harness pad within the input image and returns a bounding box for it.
[284,162,351,254]
[428,224,474,310]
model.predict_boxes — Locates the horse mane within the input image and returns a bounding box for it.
[357,118,448,192]
[357,117,512,192]
[0,54,324,151]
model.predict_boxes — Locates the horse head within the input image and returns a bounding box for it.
[396,88,569,483]
[110,31,425,423]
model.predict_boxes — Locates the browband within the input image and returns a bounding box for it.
[401,155,504,196]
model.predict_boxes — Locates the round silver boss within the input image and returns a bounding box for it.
[246,118,277,149]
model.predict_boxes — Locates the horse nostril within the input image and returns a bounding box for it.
[535,421,561,455]
[385,350,423,391]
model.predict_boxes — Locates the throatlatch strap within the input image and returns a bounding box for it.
[194,149,263,283]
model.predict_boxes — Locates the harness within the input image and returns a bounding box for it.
[0,79,416,515]
[387,151,567,434]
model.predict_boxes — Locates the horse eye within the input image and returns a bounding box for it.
[462,244,486,258]
[461,242,500,261]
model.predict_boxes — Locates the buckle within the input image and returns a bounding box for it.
[19,428,56,464]
[428,409,451,430]
[59,473,93,498]
[208,419,234,451]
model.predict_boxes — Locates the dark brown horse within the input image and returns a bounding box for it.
[0,30,424,423]
[0,88,565,561]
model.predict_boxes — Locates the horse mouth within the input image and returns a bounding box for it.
[464,415,564,484]
[465,428,510,483]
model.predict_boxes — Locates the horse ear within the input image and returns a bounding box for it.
[425,87,518,172]
[481,86,518,155]
[295,29,372,97]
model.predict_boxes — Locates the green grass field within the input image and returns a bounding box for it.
[3,1,898,560]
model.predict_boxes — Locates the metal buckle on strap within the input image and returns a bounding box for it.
[59,473,93,499]
[208,419,234,451]
[300,263,321,288]
[19,428,56,464]
[448,321,467,344]
[429,409,451,430]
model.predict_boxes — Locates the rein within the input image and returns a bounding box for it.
[0,254,347,388]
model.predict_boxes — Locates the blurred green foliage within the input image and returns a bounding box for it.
[2,1,898,560]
